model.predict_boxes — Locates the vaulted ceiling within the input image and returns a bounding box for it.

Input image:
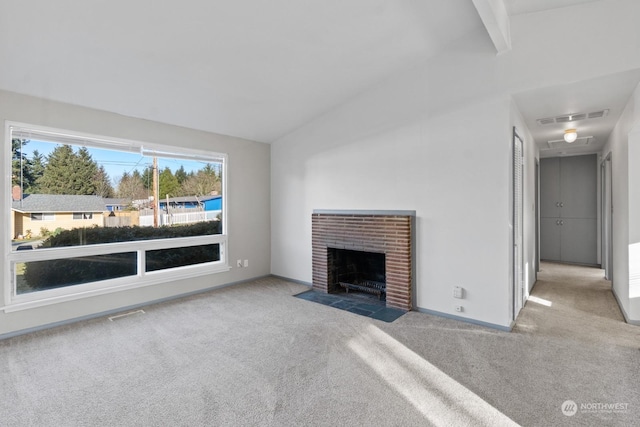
[0,1,483,142]
[0,0,637,152]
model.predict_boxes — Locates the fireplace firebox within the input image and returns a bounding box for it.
[329,248,386,299]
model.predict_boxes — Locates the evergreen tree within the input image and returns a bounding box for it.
[159,167,180,199]
[141,166,154,190]
[38,145,101,195]
[175,165,188,184]
[27,150,46,193]
[11,138,34,190]
[94,165,115,198]
[74,147,99,194]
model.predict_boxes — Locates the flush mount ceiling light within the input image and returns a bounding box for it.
[564,129,578,143]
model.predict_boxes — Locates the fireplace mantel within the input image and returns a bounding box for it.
[313,209,416,216]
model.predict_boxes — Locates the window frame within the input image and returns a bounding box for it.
[4,121,230,312]
[30,213,55,221]
[72,212,94,220]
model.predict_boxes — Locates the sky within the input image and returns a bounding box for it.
[22,140,219,186]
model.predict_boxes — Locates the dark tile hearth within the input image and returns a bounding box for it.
[294,290,406,322]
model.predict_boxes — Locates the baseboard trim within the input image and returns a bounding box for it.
[270,276,514,331]
[271,274,312,287]
[414,306,513,332]
[611,287,640,326]
[0,275,271,341]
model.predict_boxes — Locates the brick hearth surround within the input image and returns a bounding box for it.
[312,211,413,311]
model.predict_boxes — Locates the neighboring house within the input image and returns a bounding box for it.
[103,198,130,212]
[140,195,222,227]
[159,195,221,211]
[12,194,106,238]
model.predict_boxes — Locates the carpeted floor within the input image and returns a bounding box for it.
[0,262,638,426]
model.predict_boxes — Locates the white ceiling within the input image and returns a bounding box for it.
[513,69,640,157]
[0,0,635,155]
[0,0,483,143]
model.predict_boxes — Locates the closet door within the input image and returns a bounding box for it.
[540,157,561,218]
[539,154,597,265]
[540,218,561,261]
[540,158,561,261]
[561,155,597,219]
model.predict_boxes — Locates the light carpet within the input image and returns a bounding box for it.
[0,262,638,426]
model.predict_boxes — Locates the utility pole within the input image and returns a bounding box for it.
[153,157,159,228]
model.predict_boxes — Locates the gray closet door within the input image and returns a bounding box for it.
[540,154,597,265]
[540,157,561,218]
[561,218,598,265]
[561,155,597,219]
[540,217,561,261]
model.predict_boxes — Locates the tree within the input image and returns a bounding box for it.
[159,167,180,199]
[180,163,221,196]
[141,166,154,190]
[27,150,46,193]
[11,138,34,190]
[94,165,115,198]
[116,170,147,201]
[37,144,102,195]
[75,147,99,192]
[175,165,188,185]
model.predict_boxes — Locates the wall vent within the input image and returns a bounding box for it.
[537,109,609,126]
[545,136,592,150]
[588,109,609,119]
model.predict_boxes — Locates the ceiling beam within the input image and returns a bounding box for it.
[472,0,511,54]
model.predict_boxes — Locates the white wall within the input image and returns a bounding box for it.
[272,88,517,328]
[602,82,640,324]
[0,90,271,336]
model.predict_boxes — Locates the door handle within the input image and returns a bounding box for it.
[556,220,561,225]
[560,220,564,226]
[560,202,564,208]
[556,202,560,207]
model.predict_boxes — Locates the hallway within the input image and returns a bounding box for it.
[515,262,638,348]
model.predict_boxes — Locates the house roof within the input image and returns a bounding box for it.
[103,198,130,206]
[12,194,107,213]
[164,195,221,204]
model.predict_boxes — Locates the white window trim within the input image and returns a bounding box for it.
[4,121,229,312]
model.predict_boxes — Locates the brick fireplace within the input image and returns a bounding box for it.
[312,210,414,311]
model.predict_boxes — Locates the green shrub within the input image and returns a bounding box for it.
[39,227,50,238]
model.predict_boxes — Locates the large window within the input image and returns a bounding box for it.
[6,122,228,311]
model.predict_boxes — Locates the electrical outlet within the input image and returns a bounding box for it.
[237,259,242,268]
[455,305,463,312]
[243,259,249,268]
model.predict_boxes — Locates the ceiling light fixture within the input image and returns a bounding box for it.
[564,129,578,143]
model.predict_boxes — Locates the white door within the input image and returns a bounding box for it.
[513,129,524,319]
[602,153,613,280]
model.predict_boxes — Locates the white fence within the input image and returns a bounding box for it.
[139,210,221,227]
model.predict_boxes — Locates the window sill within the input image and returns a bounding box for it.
[2,263,230,313]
